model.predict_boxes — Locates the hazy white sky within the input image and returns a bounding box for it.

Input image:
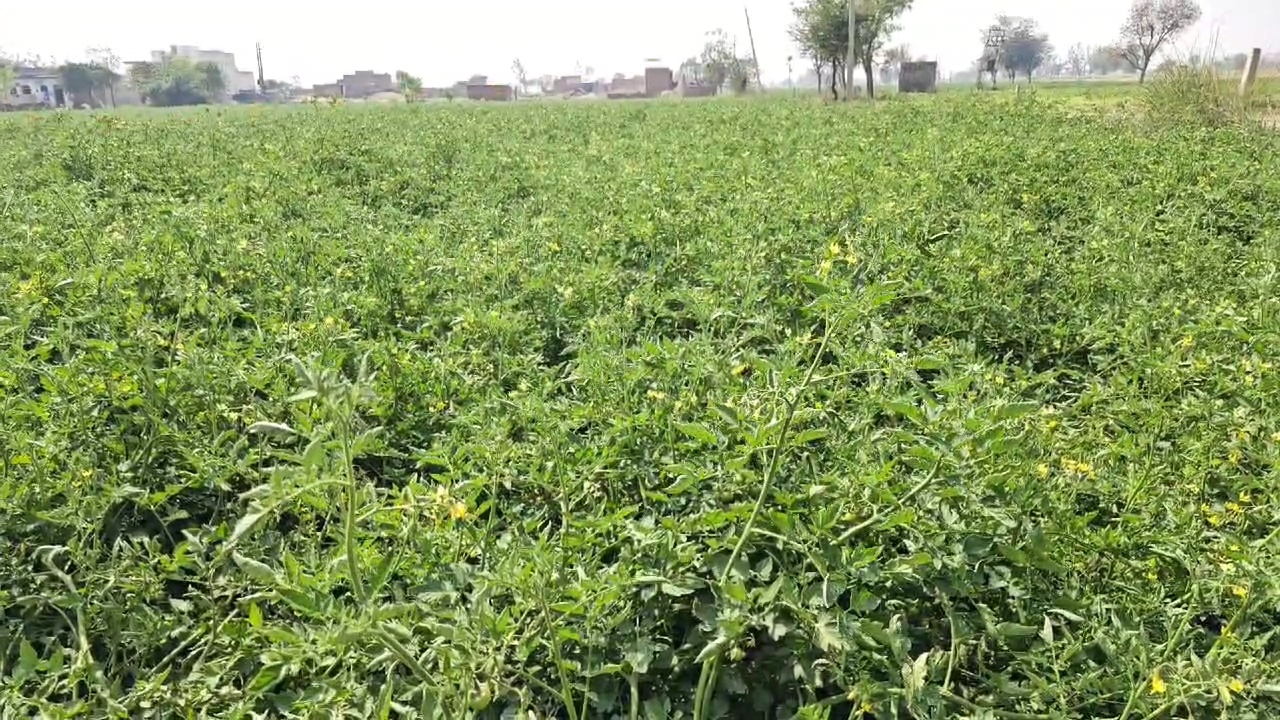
[2,1,1276,86]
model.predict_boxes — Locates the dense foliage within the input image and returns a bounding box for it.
[1,96,1279,718]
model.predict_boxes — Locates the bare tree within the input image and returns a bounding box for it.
[1067,43,1088,77]
[1115,0,1202,83]
[512,58,529,97]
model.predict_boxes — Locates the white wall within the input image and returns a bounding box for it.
[153,46,258,94]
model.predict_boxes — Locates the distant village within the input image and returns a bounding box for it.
[2,43,724,111]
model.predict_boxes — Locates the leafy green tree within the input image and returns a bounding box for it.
[696,29,756,94]
[0,62,15,104]
[59,63,98,106]
[85,47,121,107]
[137,58,220,107]
[791,0,911,100]
[851,0,913,98]
[1116,0,1202,83]
[999,16,1053,83]
[59,59,121,108]
[196,62,225,100]
[395,70,423,100]
[789,0,848,99]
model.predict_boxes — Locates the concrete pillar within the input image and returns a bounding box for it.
[1240,48,1261,97]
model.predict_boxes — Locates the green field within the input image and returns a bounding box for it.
[2,96,1280,718]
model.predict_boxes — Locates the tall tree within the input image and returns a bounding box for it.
[511,58,529,96]
[880,44,910,85]
[395,70,423,99]
[1115,0,1202,83]
[59,63,100,106]
[1089,45,1126,75]
[789,0,848,99]
[138,58,221,107]
[699,29,756,94]
[1067,43,1088,77]
[85,47,121,107]
[0,62,14,104]
[791,0,910,100]
[196,62,225,100]
[999,16,1052,83]
[851,0,913,98]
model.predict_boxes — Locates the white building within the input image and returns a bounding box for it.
[3,67,68,108]
[150,45,257,94]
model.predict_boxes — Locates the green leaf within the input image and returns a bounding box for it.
[996,622,1040,639]
[18,639,38,675]
[625,637,656,674]
[247,421,296,438]
[801,276,832,296]
[660,582,695,597]
[248,663,283,693]
[675,422,718,445]
[1039,616,1054,644]
[301,436,327,467]
[996,402,1039,420]
[233,553,278,585]
[248,602,263,628]
[229,509,268,545]
[813,613,847,652]
[792,428,829,445]
[694,635,730,664]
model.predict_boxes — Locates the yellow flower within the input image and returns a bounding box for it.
[1151,672,1167,695]
[449,501,468,520]
[732,363,751,377]
[1046,419,1059,431]
[1228,679,1245,694]
[1228,449,1242,466]
[1225,502,1242,514]
[1239,490,1253,504]
[1037,463,1049,479]
[1179,335,1195,350]
[827,241,842,257]
[1231,585,1248,599]
[646,389,668,401]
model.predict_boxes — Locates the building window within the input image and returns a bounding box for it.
[39,85,49,93]
[20,85,32,95]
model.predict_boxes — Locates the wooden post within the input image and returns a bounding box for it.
[1239,48,1261,97]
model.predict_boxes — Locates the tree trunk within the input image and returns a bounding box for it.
[863,57,875,99]
[830,59,839,101]
[1138,65,1147,83]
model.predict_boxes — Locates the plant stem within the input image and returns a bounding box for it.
[836,460,942,543]
[723,325,832,581]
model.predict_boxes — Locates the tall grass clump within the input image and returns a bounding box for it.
[1142,62,1245,128]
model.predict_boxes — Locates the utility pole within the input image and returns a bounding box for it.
[256,42,265,95]
[744,6,763,91]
